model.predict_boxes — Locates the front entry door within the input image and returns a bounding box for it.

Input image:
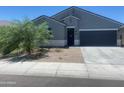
[67,28,74,46]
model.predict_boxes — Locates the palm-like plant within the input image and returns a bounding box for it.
[0,18,52,55]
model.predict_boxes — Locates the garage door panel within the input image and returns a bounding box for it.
[80,31,117,46]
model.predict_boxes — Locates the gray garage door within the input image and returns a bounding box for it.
[80,30,117,46]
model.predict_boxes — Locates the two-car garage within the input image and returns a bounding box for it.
[79,29,117,46]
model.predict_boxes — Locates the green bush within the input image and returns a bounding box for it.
[0,18,52,55]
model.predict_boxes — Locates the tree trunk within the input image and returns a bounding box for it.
[26,47,31,55]
[27,50,31,55]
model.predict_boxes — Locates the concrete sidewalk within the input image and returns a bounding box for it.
[0,60,124,80]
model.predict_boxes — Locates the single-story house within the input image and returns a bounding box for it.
[33,6,124,47]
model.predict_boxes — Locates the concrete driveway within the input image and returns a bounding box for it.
[81,47,124,65]
[78,47,124,80]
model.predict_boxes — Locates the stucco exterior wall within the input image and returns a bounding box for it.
[63,16,80,40]
[74,8,121,29]
[34,17,66,46]
[34,17,65,39]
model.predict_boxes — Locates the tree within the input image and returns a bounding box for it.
[0,18,52,55]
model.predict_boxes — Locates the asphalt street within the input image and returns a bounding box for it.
[0,74,124,87]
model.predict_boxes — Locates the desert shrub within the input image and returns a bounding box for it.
[0,18,52,55]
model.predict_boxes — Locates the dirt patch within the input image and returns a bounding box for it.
[0,48,84,63]
[37,47,84,63]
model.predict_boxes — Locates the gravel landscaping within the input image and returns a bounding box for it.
[0,47,84,63]
[37,47,84,63]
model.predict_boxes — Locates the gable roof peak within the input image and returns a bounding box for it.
[33,15,66,26]
[69,6,78,9]
[51,6,77,18]
[52,6,123,25]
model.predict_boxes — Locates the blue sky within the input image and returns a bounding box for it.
[0,6,124,23]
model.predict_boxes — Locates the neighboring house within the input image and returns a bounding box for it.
[119,26,124,46]
[33,6,124,47]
